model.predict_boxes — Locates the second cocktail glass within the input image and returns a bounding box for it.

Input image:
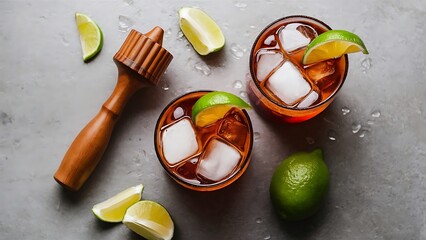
[247,15,349,123]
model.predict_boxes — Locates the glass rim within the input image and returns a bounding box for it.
[153,90,254,190]
[249,15,349,111]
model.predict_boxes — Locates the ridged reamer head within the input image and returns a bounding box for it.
[114,27,173,85]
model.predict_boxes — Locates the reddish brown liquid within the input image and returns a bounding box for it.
[154,91,253,191]
[248,16,348,123]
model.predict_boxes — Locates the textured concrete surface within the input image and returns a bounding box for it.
[1,0,425,239]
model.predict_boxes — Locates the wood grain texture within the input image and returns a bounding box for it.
[54,27,173,191]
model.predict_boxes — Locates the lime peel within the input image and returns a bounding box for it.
[75,12,103,62]
[178,7,225,55]
[302,30,368,65]
[91,184,143,223]
[123,200,174,240]
[191,91,251,127]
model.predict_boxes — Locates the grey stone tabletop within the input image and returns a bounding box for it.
[1,0,425,239]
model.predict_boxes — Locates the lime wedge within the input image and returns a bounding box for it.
[302,30,368,65]
[192,91,251,127]
[123,200,174,240]
[92,184,143,223]
[75,12,103,62]
[178,7,225,55]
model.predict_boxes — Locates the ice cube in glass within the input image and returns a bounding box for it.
[197,139,241,182]
[266,60,311,105]
[255,49,284,82]
[161,118,199,165]
[278,23,317,52]
[218,108,248,150]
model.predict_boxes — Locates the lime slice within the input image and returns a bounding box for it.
[192,91,251,127]
[302,30,368,65]
[178,7,225,55]
[123,200,174,240]
[92,184,143,222]
[75,12,103,62]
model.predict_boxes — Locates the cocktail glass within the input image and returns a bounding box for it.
[247,15,349,123]
[154,91,253,191]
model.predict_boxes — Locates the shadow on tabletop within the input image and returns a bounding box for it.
[160,169,250,240]
[199,47,228,68]
[251,97,353,154]
[269,194,333,239]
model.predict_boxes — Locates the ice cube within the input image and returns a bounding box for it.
[279,23,317,52]
[197,139,241,182]
[218,109,248,150]
[255,49,284,82]
[266,60,311,105]
[173,106,185,119]
[176,157,199,182]
[306,60,336,89]
[306,60,336,81]
[297,91,319,108]
[161,118,199,165]
[263,34,277,46]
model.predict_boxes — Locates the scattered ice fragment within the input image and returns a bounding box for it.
[361,57,372,73]
[359,129,368,138]
[60,34,69,47]
[176,31,184,40]
[123,0,134,5]
[254,132,261,142]
[223,22,230,30]
[328,130,337,141]
[233,80,243,89]
[367,119,374,125]
[371,110,381,118]
[342,107,351,115]
[279,23,317,52]
[297,90,319,108]
[255,217,263,224]
[197,139,241,182]
[173,107,184,119]
[234,2,248,10]
[165,28,172,38]
[255,49,283,81]
[230,43,245,59]
[118,15,133,32]
[239,91,248,98]
[266,61,311,105]
[264,236,271,240]
[194,62,211,76]
[161,80,169,91]
[218,109,248,150]
[161,118,199,165]
[352,121,362,133]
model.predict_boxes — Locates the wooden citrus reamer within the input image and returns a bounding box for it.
[54,27,173,191]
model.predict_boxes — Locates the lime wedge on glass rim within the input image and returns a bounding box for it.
[192,91,251,127]
[92,184,143,223]
[123,200,174,240]
[75,12,103,62]
[302,30,368,65]
[178,7,225,55]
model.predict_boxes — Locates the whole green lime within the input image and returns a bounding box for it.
[269,149,329,221]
